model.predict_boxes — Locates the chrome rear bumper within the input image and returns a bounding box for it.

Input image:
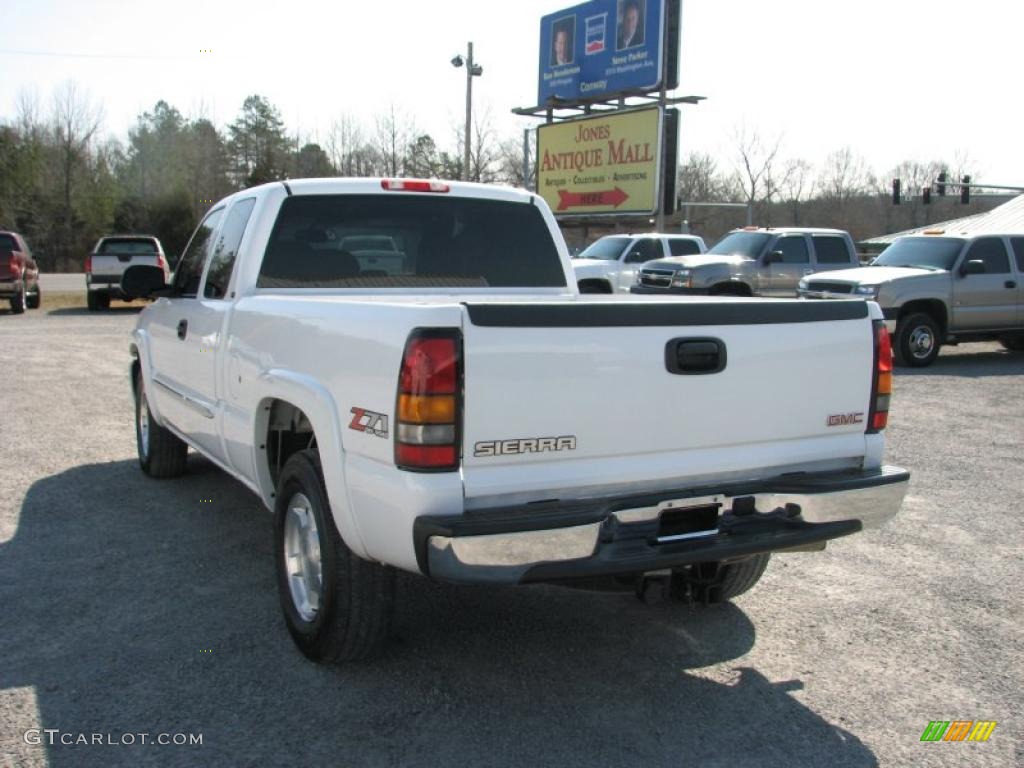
[415,466,909,584]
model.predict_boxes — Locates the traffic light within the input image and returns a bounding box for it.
[892,178,901,205]
[937,171,947,196]
[922,186,931,205]
[960,175,971,204]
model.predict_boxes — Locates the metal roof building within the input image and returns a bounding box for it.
[862,194,1024,247]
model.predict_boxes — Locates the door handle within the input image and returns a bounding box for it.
[177,319,188,340]
[666,338,727,375]
[1005,280,1017,289]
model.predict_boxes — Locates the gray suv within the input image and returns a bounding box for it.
[798,232,1024,366]
[631,227,858,296]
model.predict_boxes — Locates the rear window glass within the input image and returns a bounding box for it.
[668,239,702,256]
[0,234,17,251]
[812,236,851,264]
[99,238,158,254]
[258,195,566,289]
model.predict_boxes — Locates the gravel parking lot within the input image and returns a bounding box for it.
[1,304,1021,767]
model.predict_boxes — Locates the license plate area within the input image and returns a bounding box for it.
[656,495,722,543]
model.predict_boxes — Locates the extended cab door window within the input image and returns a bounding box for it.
[812,236,852,267]
[173,208,224,297]
[203,198,256,299]
[668,239,702,256]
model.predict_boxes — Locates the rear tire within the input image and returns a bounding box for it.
[135,373,188,478]
[999,333,1024,352]
[9,281,26,314]
[670,554,770,604]
[894,312,941,367]
[275,450,394,663]
[26,282,41,309]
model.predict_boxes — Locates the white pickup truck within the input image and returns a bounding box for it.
[124,178,908,663]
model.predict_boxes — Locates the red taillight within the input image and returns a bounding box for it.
[156,254,167,270]
[84,254,92,273]
[395,330,462,472]
[381,179,450,193]
[868,321,892,432]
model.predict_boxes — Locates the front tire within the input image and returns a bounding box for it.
[135,374,188,477]
[275,450,394,662]
[894,312,941,367]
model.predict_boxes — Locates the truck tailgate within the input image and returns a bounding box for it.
[460,299,876,503]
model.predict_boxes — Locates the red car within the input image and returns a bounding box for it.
[0,231,41,313]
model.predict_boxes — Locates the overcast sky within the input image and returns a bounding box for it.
[1,0,1019,186]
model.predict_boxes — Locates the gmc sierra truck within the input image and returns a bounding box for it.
[123,178,908,663]
[798,231,1024,366]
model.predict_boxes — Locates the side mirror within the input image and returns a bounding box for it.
[625,250,645,263]
[763,251,784,265]
[960,259,985,276]
[121,264,170,300]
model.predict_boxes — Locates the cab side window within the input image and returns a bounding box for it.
[626,238,662,263]
[173,209,224,297]
[963,237,1009,274]
[668,239,702,256]
[775,236,810,263]
[1009,237,1024,272]
[203,199,256,299]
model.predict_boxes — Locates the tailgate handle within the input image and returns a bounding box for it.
[177,319,188,340]
[666,338,726,375]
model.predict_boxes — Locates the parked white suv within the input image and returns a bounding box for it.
[572,233,707,293]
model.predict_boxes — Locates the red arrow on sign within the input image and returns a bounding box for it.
[557,187,629,211]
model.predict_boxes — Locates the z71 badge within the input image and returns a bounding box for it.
[474,435,576,457]
[349,408,389,438]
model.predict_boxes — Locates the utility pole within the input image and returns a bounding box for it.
[451,43,483,181]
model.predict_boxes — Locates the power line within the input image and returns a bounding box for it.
[0,48,208,61]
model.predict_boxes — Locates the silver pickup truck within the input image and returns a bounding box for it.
[799,231,1024,366]
[633,227,859,297]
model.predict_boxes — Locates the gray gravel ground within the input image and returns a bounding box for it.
[1,305,1021,767]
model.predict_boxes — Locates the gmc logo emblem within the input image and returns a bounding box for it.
[827,412,864,427]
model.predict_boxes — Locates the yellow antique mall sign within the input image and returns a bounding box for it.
[536,107,662,216]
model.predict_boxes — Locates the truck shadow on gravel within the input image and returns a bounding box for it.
[897,349,1024,377]
[1,458,877,768]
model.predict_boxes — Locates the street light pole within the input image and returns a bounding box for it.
[464,42,473,180]
[452,42,483,181]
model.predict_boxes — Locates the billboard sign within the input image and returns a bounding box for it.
[538,0,670,104]
[536,107,663,216]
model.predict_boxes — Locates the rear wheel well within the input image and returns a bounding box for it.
[898,300,947,335]
[577,278,613,294]
[708,281,752,296]
[263,400,319,488]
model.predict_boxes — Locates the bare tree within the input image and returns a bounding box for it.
[326,113,367,176]
[778,158,813,225]
[374,105,417,177]
[729,124,783,223]
[51,80,103,268]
